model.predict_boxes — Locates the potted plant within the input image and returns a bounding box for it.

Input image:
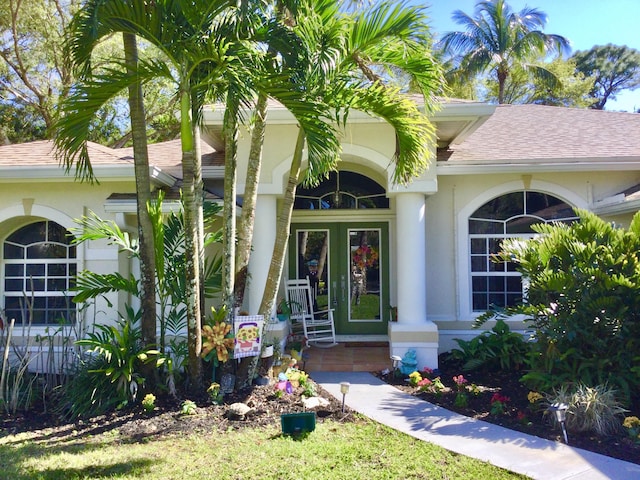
[276,298,291,322]
[261,342,274,358]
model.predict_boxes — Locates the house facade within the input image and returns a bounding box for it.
[2,101,640,371]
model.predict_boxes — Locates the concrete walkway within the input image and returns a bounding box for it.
[312,371,640,480]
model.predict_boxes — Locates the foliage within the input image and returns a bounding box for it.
[483,57,595,107]
[623,416,640,443]
[572,44,640,110]
[142,393,156,413]
[487,209,640,406]
[74,309,163,410]
[0,0,176,144]
[440,0,569,104]
[71,195,223,371]
[180,399,197,415]
[490,393,510,415]
[449,319,530,372]
[545,383,627,435]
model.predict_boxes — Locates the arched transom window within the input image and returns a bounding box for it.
[3,221,77,325]
[469,191,577,311]
[294,171,389,210]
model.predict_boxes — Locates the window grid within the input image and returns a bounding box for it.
[3,221,76,325]
[469,192,577,312]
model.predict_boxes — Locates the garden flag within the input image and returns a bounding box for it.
[234,315,264,359]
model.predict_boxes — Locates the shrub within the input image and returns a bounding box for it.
[545,383,627,436]
[484,210,640,407]
[449,319,530,371]
[57,310,163,419]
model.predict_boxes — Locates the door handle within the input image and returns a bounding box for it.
[332,281,338,306]
[341,274,346,302]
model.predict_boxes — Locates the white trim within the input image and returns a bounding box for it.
[455,180,588,319]
[0,166,176,187]
[437,159,640,175]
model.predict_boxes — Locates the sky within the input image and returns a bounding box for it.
[422,0,640,111]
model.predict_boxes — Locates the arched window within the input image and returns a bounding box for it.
[294,171,389,209]
[3,221,77,325]
[469,191,577,311]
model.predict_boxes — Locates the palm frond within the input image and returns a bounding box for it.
[73,271,139,303]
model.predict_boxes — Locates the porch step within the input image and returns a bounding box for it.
[303,343,391,373]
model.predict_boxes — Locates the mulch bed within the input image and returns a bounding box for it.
[380,356,640,466]
[0,383,355,443]
[2,362,639,467]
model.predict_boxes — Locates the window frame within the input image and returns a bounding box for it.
[456,181,586,318]
[2,220,78,326]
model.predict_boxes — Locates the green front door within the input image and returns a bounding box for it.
[289,222,389,335]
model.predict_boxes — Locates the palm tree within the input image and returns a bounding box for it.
[56,0,240,390]
[441,0,569,104]
[56,0,344,390]
[255,0,444,323]
[122,32,157,376]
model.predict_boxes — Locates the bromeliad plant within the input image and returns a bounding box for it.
[201,306,235,367]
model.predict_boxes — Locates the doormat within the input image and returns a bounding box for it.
[343,342,389,347]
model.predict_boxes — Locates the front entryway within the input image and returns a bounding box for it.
[289,222,390,336]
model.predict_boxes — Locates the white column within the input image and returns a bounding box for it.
[246,194,277,314]
[395,192,427,324]
[389,192,439,370]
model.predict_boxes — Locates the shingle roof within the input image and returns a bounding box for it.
[0,139,222,178]
[0,140,132,167]
[118,138,223,170]
[437,104,640,163]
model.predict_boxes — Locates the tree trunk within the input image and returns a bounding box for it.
[123,32,157,386]
[180,88,203,391]
[234,93,267,309]
[258,128,305,318]
[223,91,239,312]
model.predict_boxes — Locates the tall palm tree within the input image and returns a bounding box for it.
[122,32,157,375]
[255,0,443,322]
[441,0,569,104]
[56,0,343,390]
[56,0,239,390]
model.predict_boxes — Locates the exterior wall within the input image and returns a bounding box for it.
[426,170,640,353]
[0,180,136,347]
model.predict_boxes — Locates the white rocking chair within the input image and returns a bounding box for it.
[285,278,337,347]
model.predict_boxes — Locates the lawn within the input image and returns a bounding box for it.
[0,417,527,479]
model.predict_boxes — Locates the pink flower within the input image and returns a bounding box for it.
[417,378,432,387]
[453,375,468,386]
[422,367,433,375]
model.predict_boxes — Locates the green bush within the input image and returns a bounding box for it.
[491,209,640,407]
[449,319,530,371]
[57,309,162,419]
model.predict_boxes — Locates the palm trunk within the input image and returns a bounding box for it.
[223,92,239,311]
[180,88,203,391]
[235,93,268,307]
[123,33,157,361]
[258,128,305,318]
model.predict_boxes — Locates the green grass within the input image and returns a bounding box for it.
[0,417,528,479]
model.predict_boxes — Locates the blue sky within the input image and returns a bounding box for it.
[423,0,640,111]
